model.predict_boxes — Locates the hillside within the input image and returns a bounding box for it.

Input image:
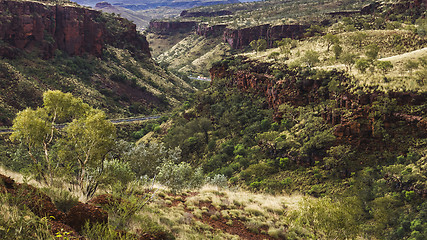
[148,0,427,77]
[0,0,427,239]
[0,0,197,126]
[94,2,182,31]
[78,0,240,31]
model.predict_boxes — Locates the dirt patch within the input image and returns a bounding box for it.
[196,201,274,240]
[64,203,108,232]
[88,193,122,206]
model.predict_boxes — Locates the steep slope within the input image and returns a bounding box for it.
[0,0,196,126]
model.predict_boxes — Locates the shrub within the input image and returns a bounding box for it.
[205,174,228,188]
[287,197,362,239]
[42,188,79,213]
[102,159,136,187]
[157,161,204,192]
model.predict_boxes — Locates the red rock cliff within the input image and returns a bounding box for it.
[0,0,150,58]
[222,24,309,49]
[210,60,427,149]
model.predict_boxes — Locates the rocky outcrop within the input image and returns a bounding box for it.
[196,24,227,38]
[0,0,150,58]
[223,24,309,49]
[148,21,197,34]
[326,10,361,17]
[180,10,233,18]
[210,59,427,150]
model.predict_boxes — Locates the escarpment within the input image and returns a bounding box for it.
[222,24,309,49]
[0,0,150,58]
[210,59,427,150]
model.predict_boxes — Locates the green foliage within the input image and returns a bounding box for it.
[250,39,268,52]
[118,141,181,178]
[205,174,228,188]
[157,161,204,193]
[82,222,137,240]
[0,193,54,240]
[415,17,427,37]
[287,197,363,239]
[340,52,358,72]
[355,58,370,73]
[268,52,280,60]
[405,60,419,74]
[305,25,324,37]
[376,61,393,76]
[350,32,367,47]
[332,44,342,59]
[324,145,355,177]
[101,159,135,187]
[41,188,79,213]
[301,50,319,68]
[323,33,339,52]
[365,44,380,61]
[10,90,116,198]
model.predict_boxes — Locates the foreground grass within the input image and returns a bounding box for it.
[0,166,369,239]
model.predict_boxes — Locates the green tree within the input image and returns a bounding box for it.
[376,61,393,76]
[10,90,92,185]
[323,33,340,52]
[341,52,358,72]
[250,39,268,52]
[10,108,52,184]
[268,52,280,60]
[415,17,427,37]
[365,44,379,61]
[257,39,267,52]
[249,40,258,52]
[302,50,320,68]
[276,38,295,57]
[355,58,370,73]
[61,109,116,197]
[10,90,116,198]
[350,32,367,47]
[305,25,324,37]
[332,44,343,59]
[324,145,355,177]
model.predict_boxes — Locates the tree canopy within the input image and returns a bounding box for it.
[10,90,116,197]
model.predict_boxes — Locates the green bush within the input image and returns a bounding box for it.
[41,188,79,213]
[157,161,204,192]
[102,159,136,187]
[82,222,137,240]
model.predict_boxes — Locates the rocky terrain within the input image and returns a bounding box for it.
[0,0,196,126]
[0,0,150,59]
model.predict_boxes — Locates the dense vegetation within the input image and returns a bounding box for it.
[1,0,426,239]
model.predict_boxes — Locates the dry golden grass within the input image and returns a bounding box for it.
[244,28,427,93]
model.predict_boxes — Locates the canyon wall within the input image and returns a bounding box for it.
[221,24,309,49]
[210,61,427,148]
[0,0,150,58]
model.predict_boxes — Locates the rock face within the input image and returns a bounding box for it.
[210,59,427,149]
[222,24,309,49]
[196,24,228,38]
[0,0,150,58]
[148,21,197,34]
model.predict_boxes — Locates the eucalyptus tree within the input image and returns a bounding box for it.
[10,90,115,197]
